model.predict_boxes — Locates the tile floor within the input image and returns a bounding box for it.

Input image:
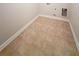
[0,16,79,56]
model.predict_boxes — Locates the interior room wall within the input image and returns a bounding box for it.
[0,3,39,45]
[39,3,71,19]
[70,3,79,43]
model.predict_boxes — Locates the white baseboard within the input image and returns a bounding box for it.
[69,21,79,51]
[39,15,69,22]
[0,15,39,52]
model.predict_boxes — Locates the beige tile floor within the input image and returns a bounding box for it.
[0,16,79,56]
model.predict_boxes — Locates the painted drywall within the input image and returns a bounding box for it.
[39,3,71,19]
[70,3,79,42]
[0,3,39,45]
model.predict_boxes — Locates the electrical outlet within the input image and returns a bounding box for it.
[54,8,56,10]
[53,14,56,16]
[46,3,51,5]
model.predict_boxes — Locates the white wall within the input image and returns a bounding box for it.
[0,3,39,45]
[39,3,71,19]
[70,3,79,42]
